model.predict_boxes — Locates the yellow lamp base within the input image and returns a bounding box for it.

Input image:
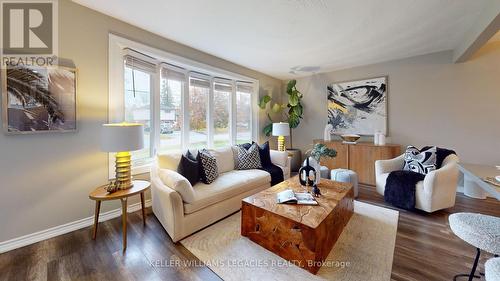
[277,136,286,152]
[114,151,134,190]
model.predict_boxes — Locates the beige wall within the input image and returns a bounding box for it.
[292,42,500,165]
[0,0,282,243]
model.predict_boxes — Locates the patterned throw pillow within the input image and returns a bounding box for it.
[235,143,263,170]
[403,146,437,175]
[198,149,219,184]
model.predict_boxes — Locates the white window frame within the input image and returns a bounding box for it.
[108,34,259,178]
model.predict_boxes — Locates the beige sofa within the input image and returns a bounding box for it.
[151,146,291,242]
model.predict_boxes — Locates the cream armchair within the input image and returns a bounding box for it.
[375,153,460,212]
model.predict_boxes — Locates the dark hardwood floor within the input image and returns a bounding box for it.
[0,186,498,281]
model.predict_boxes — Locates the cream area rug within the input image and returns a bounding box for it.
[181,201,399,281]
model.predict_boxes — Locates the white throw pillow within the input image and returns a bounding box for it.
[157,152,182,170]
[157,168,196,203]
[270,150,288,167]
[208,147,235,174]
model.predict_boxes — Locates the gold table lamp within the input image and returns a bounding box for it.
[272,122,290,152]
[101,123,144,191]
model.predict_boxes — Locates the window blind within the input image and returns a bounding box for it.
[189,77,210,88]
[124,55,157,74]
[236,82,254,94]
[161,66,186,82]
[214,82,232,92]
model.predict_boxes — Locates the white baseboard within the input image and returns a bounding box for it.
[0,199,152,254]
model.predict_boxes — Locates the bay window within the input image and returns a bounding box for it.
[110,35,259,175]
[236,83,253,144]
[213,80,232,148]
[188,76,210,149]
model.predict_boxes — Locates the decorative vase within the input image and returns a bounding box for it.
[299,157,316,187]
[303,157,321,185]
[324,124,333,141]
[378,134,386,145]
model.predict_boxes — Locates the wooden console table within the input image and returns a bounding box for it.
[89,180,150,251]
[314,140,401,185]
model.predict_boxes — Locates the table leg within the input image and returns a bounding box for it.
[464,175,487,199]
[92,200,101,240]
[140,192,146,226]
[121,198,127,251]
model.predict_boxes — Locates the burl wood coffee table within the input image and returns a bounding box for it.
[241,176,354,274]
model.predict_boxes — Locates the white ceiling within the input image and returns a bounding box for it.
[73,0,487,79]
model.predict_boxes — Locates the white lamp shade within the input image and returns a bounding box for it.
[272,122,290,136]
[101,123,144,152]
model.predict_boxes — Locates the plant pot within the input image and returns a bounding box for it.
[287,148,302,172]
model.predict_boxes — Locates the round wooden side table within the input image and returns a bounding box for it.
[89,180,150,251]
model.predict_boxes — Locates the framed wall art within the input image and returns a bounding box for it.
[2,65,77,134]
[327,76,387,135]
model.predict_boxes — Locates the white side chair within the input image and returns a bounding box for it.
[375,153,460,212]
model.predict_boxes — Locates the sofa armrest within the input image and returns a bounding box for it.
[156,168,196,203]
[270,150,291,179]
[270,150,288,167]
[423,154,460,195]
[150,166,185,242]
[375,154,405,175]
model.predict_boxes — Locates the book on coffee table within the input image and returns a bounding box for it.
[276,189,318,205]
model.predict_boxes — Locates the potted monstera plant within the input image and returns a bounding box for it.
[259,79,304,171]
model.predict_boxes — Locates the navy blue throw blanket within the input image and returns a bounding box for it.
[261,164,284,186]
[240,142,284,185]
[384,147,456,210]
[385,170,425,210]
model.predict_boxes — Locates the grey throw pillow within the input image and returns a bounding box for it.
[235,143,262,170]
[403,146,437,175]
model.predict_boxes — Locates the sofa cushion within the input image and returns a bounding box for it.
[157,152,182,170]
[208,147,235,174]
[158,168,196,203]
[184,169,271,214]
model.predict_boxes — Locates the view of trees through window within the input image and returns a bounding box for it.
[124,66,151,162]
[189,77,209,149]
[160,76,182,152]
[213,82,231,148]
[123,55,255,163]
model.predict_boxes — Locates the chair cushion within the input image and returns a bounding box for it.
[449,213,500,254]
[158,168,196,203]
[184,169,271,214]
[208,147,235,174]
